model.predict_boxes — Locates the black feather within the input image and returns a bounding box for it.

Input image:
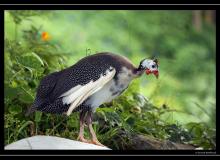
[30,52,136,114]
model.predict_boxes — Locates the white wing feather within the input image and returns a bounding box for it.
[63,67,116,116]
[59,85,82,98]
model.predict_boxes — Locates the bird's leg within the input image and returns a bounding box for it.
[86,110,105,147]
[77,110,90,143]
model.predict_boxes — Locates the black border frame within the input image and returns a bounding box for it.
[1,4,219,156]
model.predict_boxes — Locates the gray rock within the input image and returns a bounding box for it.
[4,136,111,150]
[129,134,195,150]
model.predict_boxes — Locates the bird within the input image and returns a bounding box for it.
[26,52,159,147]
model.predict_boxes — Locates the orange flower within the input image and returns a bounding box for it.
[41,32,51,41]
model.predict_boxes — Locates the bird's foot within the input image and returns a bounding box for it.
[77,136,90,143]
[90,139,106,147]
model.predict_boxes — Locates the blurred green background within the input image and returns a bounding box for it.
[4,10,216,149]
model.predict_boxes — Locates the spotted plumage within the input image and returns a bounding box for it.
[28,52,135,114]
[26,52,159,146]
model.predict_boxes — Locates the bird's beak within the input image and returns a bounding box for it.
[153,70,159,79]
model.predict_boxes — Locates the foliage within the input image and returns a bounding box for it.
[94,90,216,149]
[4,10,216,150]
[4,10,69,145]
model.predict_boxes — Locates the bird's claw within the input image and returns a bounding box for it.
[77,137,105,147]
[77,136,90,143]
[90,139,106,147]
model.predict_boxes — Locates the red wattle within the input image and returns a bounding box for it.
[146,69,151,75]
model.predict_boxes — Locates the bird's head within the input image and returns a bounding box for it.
[138,58,159,79]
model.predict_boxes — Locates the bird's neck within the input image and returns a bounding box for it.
[133,67,145,78]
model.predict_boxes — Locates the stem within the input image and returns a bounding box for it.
[35,122,38,135]
[9,69,23,84]
[7,129,10,144]
[21,86,34,99]
[49,117,67,135]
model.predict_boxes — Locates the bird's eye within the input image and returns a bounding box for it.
[152,65,155,68]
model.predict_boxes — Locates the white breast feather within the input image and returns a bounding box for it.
[85,80,116,112]
[86,67,134,112]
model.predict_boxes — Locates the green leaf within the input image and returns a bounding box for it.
[16,52,43,70]
[31,52,44,66]
[35,111,42,123]
[126,117,135,126]
[19,93,33,103]
[4,84,19,100]
[8,105,22,114]
[17,121,34,136]
[10,81,18,88]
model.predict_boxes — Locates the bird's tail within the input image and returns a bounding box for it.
[25,104,37,117]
